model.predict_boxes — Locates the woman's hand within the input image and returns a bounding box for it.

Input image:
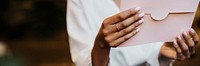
[98,6,144,48]
[92,7,144,66]
[159,28,199,65]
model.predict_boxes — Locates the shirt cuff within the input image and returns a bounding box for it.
[145,42,164,66]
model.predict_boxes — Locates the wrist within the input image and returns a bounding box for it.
[159,42,175,66]
[159,54,174,66]
[95,34,111,48]
[92,35,111,66]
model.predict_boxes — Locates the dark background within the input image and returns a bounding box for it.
[0,0,200,66]
[0,0,73,66]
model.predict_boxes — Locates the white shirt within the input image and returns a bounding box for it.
[67,0,169,66]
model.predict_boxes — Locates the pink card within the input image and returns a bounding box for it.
[119,0,200,47]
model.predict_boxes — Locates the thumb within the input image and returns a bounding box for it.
[160,42,177,60]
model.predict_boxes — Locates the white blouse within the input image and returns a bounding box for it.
[67,0,169,66]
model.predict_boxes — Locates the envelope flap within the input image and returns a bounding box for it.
[120,0,200,20]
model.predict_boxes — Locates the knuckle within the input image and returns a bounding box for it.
[131,32,136,36]
[130,32,135,36]
[132,30,138,34]
[177,50,182,54]
[102,29,109,35]
[118,13,125,20]
[129,33,135,38]
[121,29,128,34]
[123,36,129,41]
[176,48,182,53]
[133,23,137,28]
[132,16,137,20]
[120,22,127,28]
[183,48,189,52]
[179,40,185,44]
[124,9,132,16]
[173,44,179,48]
[135,21,140,26]
[103,23,108,27]
[104,37,112,43]
[134,15,139,20]
[103,18,110,26]
[122,19,128,24]
[109,42,117,47]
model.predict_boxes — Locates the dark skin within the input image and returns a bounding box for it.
[92,7,199,66]
[92,7,144,66]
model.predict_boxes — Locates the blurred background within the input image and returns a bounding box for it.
[0,0,200,66]
[0,0,73,66]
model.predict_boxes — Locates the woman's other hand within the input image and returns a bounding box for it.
[160,28,199,65]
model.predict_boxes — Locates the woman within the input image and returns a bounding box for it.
[67,0,199,66]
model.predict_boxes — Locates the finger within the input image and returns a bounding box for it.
[173,41,182,54]
[109,28,140,47]
[103,13,144,35]
[182,31,195,54]
[179,55,187,61]
[103,7,141,26]
[177,35,190,58]
[191,47,196,54]
[173,41,185,60]
[176,53,186,61]
[102,25,118,36]
[189,28,199,44]
[104,19,143,42]
[115,13,145,30]
[183,31,195,47]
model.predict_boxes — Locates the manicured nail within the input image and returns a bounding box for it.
[178,36,182,40]
[138,19,144,24]
[190,28,195,33]
[134,6,141,12]
[139,13,145,18]
[183,31,188,36]
[136,28,141,32]
[173,41,177,45]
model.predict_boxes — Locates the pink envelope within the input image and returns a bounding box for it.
[119,0,200,47]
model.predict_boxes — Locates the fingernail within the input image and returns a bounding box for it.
[134,6,141,12]
[183,31,188,36]
[139,13,145,18]
[136,28,141,32]
[173,41,177,45]
[178,36,182,40]
[190,28,195,33]
[138,19,144,24]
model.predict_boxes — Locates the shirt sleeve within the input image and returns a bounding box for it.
[67,0,93,66]
[109,42,173,66]
[67,0,174,66]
